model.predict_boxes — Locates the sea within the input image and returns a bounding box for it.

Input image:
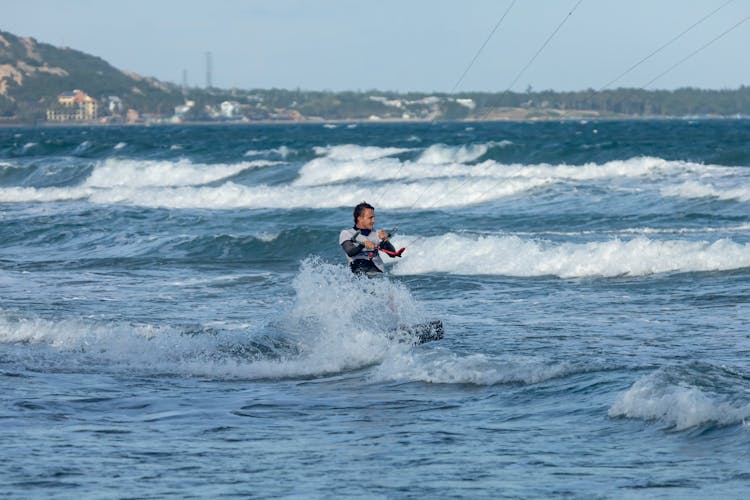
[1,120,749,498]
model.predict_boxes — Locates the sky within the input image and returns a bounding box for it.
[3,0,750,93]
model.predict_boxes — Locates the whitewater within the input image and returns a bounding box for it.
[1,120,749,498]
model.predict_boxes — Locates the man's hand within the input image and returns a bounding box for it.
[377,229,389,241]
[363,240,376,250]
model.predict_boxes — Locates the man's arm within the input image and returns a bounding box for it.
[380,239,396,255]
[341,239,364,257]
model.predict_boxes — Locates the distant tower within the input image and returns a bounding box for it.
[205,52,213,89]
[182,69,188,91]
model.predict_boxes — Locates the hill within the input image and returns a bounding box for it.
[0,30,183,122]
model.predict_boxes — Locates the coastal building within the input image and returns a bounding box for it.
[106,96,123,114]
[173,100,195,121]
[455,98,476,109]
[220,101,240,118]
[46,89,98,121]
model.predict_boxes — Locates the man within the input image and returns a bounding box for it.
[340,201,398,275]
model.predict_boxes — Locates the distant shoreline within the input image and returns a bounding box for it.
[2,113,748,128]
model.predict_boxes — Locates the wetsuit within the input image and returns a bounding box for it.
[339,227,397,275]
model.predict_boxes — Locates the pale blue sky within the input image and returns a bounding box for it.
[4,0,749,92]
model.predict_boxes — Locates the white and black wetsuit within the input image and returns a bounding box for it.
[339,227,397,275]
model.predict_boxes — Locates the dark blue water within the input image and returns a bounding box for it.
[2,120,750,498]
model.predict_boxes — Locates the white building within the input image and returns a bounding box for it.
[221,101,241,118]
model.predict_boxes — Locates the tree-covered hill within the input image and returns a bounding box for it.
[0,30,183,121]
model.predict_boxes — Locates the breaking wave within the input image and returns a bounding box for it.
[663,180,750,202]
[0,260,434,380]
[392,233,750,278]
[609,365,750,430]
[85,158,278,188]
[1,147,746,212]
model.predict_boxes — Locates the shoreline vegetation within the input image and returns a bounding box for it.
[2,29,749,127]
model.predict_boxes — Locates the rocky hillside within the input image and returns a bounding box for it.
[0,30,182,121]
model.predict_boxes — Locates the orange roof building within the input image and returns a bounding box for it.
[47,89,98,121]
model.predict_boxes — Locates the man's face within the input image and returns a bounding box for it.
[356,208,375,230]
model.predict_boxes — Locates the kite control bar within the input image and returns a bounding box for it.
[351,227,406,257]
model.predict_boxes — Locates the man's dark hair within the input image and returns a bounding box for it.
[353,201,374,224]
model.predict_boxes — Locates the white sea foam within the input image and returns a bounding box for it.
[392,233,750,278]
[256,231,281,242]
[3,151,745,212]
[0,186,92,202]
[417,143,489,164]
[499,156,701,180]
[373,351,578,385]
[663,181,750,202]
[85,158,276,188]
[313,144,411,161]
[294,155,523,187]
[295,155,403,186]
[114,142,127,150]
[243,145,293,159]
[85,177,546,210]
[294,144,409,186]
[296,142,493,186]
[609,370,750,430]
[0,261,429,380]
[294,154,712,188]
[512,223,750,237]
[0,308,387,380]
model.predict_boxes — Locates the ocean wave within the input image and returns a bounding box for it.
[0,186,92,202]
[85,158,277,188]
[392,234,750,278]
[294,155,499,186]
[512,223,750,237]
[609,366,750,430]
[0,308,386,380]
[243,145,294,159]
[313,144,412,161]
[295,145,493,186]
[0,260,432,379]
[416,143,491,164]
[663,181,750,202]
[294,154,714,188]
[2,150,745,212]
[66,177,541,209]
